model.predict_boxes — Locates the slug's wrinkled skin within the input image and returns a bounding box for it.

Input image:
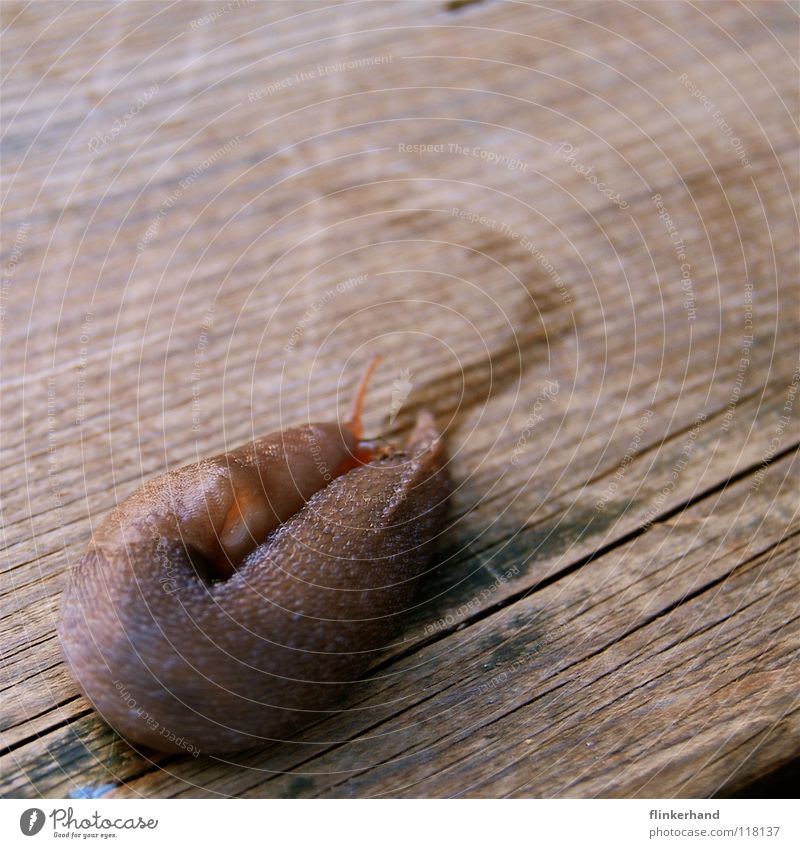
[58,365,450,754]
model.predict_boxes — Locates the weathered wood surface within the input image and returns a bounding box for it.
[1,0,798,798]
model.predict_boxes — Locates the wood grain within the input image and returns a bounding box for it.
[1,0,798,798]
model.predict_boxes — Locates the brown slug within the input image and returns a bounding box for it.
[58,357,450,754]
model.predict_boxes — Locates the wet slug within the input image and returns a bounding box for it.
[58,357,450,754]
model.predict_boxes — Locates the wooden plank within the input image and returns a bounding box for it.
[1,0,798,798]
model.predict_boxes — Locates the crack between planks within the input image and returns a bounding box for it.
[1,633,59,665]
[430,582,800,799]
[318,531,800,798]
[578,569,800,731]
[366,441,800,677]
[1,695,83,737]
[0,707,95,759]
[553,589,799,780]
[448,370,797,561]
[474,531,800,737]
[0,658,66,694]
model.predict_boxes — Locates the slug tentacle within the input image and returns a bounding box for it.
[58,360,450,753]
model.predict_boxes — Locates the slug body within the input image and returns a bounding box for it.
[58,363,450,753]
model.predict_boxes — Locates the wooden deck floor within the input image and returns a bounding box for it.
[1,0,798,798]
